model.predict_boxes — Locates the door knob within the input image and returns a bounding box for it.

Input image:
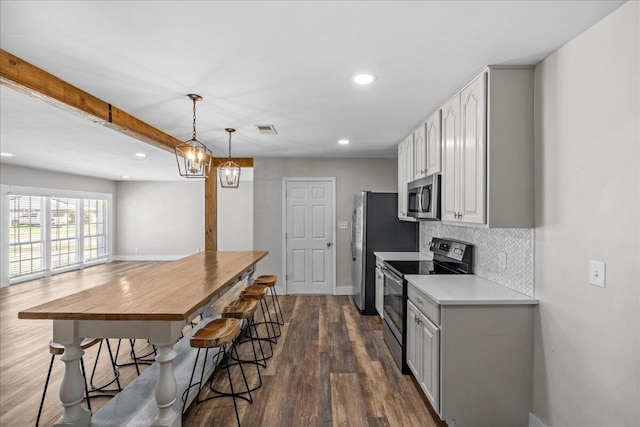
[326,242,332,247]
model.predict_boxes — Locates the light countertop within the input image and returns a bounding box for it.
[374,252,433,261]
[406,274,538,305]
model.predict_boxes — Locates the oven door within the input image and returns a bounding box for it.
[382,266,404,344]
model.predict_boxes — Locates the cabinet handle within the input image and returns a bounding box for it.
[415,297,423,304]
[416,318,421,325]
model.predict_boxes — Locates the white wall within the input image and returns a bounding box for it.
[0,164,116,194]
[217,169,253,251]
[253,157,397,294]
[116,181,204,260]
[533,2,639,426]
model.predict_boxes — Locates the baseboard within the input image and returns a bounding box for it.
[529,413,548,427]
[115,255,187,261]
[334,285,355,295]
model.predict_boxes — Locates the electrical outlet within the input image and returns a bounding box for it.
[589,260,606,287]
[498,252,507,271]
[337,221,348,229]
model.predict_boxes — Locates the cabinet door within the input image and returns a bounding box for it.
[426,110,442,176]
[404,135,414,186]
[419,312,440,413]
[406,301,422,378]
[459,73,487,224]
[413,124,426,179]
[397,142,405,218]
[441,95,460,222]
[375,266,384,319]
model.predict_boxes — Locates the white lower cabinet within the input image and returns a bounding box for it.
[407,300,440,413]
[407,282,534,427]
[374,264,384,319]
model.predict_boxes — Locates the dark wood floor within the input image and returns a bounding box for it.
[0,262,443,427]
[184,295,443,427]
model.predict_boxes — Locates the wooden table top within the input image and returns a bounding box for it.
[18,251,268,322]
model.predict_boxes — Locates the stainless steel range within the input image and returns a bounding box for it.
[382,237,473,373]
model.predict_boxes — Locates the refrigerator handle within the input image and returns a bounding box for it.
[351,209,356,261]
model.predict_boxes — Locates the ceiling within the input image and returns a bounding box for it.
[0,1,625,181]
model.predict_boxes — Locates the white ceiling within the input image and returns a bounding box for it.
[0,1,625,181]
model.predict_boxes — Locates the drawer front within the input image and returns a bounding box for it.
[408,284,440,326]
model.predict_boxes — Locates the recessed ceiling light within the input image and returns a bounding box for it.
[353,74,376,85]
[135,153,146,157]
[122,175,130,179]
[0,153,14,157]
[338,139,350,145]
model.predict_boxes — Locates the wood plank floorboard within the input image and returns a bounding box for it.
[0,263,444,427]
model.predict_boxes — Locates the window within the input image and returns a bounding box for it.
[83,199,107,262]
[5,192,110,283]
[51,197,79,269]
[9,196,45,278]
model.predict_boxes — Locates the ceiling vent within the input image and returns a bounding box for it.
[255,124,277,135]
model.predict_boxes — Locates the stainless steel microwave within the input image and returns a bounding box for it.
[407,175,441,220]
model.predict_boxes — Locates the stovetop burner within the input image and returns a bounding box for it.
[384,238,474,277]
[384,260,456,276]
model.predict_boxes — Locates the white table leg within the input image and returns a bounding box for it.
[151,342,180,427]
[54,339,91,427]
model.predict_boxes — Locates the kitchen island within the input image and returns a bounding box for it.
[18,250,268,427]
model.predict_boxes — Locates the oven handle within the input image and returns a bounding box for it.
[382,266,403,286]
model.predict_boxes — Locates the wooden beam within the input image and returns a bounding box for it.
[0,49,185,155]
[0,49,109,122]
[1,49,256,252]
[204,173,217,251]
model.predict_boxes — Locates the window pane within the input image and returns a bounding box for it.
[51,198,80,270]
[8,196,45,278]
[84,199,107,262]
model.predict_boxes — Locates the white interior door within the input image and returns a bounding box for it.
[285,179,333,294]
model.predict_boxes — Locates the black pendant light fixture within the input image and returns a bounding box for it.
[218,128,241,188]
[174,94,212,178]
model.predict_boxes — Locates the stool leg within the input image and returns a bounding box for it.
[182,348,202,413]
[259,299,277,349]
[36,354,56,427]
[79,358,92,413]
[232,343,252,404]
[246,319,264,388]
[105,339,123,392]
[222,346,242,427]
[250,316,268,369]
[270,287,285,326]
[263,297,281,339]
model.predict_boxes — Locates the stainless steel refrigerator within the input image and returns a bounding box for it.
[351,192,418,314]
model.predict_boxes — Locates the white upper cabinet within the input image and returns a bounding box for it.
[425,110,442,177]
[413,123,426,180]
[441,66,534,228]
[397,135,416,221]
[404,135,414,184]
[443,73,487,225]
[441,96,460,222]
[398,65,534,228]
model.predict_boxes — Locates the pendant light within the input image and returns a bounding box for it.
[174,94,212,178]
[218,128,241,188]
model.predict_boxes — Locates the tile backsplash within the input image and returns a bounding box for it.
[420,222,534,297]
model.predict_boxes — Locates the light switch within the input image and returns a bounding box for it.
[337,221,348,229]
[498,252,507,271]
[589,260,606,287]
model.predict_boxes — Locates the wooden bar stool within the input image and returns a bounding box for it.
[182,318,251,427]
[240,284,279,345]
[253,274,284,327]
[223,298,268,379]
[37,338,103,427]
